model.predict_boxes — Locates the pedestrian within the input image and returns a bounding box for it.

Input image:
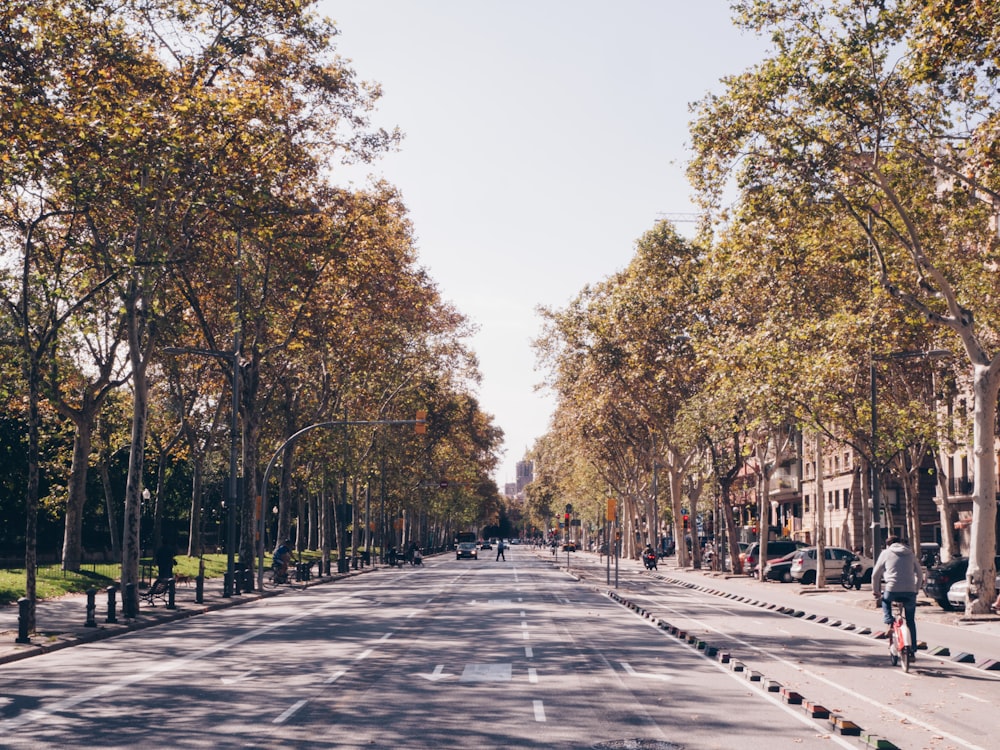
[872,536,924,652]
[496,538,506,561]
[154,541,176,582]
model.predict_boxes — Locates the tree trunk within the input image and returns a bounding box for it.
[815,432,825,590]
[966,364,999,614]
[61,421,94,572]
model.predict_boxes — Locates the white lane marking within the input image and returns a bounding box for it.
[528,668,538,684]
[620,662,674,681]
[524,646,533,658]
[355,648,372,661]
[520,611,526,617]
[418,664,452,682]
[379,632,393,641]
[521,621,528,629]
[522,630,530,640]
[273,699,308,724]
[324,670,346,684]
[220,667,257,685]
[533,700,546,722]
[960,692,990,704]
[460,663,512,682]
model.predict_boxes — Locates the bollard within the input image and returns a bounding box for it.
[233,568,242,595]
[223,571,233,598]
[124,582,137,619]
[85,588,97,627]
[352,555,358,570]
[166,578,176,610]
[242,566,254,592]
[106,585,118,623]
[15,597,31,644]
[195,574,204,604]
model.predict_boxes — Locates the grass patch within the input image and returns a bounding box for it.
[0,550,332,606]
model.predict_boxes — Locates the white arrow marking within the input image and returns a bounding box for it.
[621,662,674,681]
[221,667,258,685]
[418,664,452,681]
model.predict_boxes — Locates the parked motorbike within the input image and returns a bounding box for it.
[840,555,864,590]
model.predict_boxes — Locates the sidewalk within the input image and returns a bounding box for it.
[0,565,378,667]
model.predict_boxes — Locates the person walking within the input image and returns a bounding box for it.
[496,539,506,561]
[872,536,924,656]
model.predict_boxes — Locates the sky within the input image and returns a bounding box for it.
[319,0,771,487]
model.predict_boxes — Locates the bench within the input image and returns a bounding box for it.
[141,577,171,606]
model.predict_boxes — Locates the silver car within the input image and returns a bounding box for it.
[789,546,856,584]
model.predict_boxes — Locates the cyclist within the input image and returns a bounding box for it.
[872,536,923,658]
[273,539,294,580]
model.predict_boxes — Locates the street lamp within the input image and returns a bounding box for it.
[870,349,951,559]
[164,345,240,596]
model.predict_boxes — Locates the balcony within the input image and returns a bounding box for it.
[948,477,974,496]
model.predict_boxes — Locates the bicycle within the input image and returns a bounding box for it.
[264,558,297,588]
[887,600,915,672]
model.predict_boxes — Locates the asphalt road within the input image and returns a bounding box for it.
[0,546,902,750]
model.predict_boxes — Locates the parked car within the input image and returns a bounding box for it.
[456,542,478,560]
[789,546,856,584]
[479,541,492,550]
[926,555,1000,610]
[762,550,801,582]
[946,571,1000,609]
[924,557,968,610]
[743,540,807,577]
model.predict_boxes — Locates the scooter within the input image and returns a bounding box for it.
[643,551,657,570]
[840,555,864,590]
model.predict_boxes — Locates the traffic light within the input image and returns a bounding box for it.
[683,514,689,531]
[415,409,427,434]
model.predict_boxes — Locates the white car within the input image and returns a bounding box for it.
[947,574,1000,609]
[789,546,857,584]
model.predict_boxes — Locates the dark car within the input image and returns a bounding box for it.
[761,550,800,583]
[743,540,807,577]
[923,555,1000,610]
[923,557,968,610]
[456,542,478,560]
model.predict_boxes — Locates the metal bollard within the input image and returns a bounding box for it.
[195,574,204,604]
[124,582,137,619]
[223,571,232,598]
[15,597,31,644]
[106,585,118,623]
[166,578,176,610]
[233,569,242,595]
[242,567,254,592]
[85,588,97,627]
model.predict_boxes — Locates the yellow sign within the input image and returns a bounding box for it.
[606,497,617,522]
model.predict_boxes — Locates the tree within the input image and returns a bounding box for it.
[690,0,1000,612]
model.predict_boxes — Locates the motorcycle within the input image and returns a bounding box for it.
[643,551,658,570]
[840,555,865,590]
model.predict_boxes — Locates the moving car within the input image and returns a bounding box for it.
[456,542,478,560]
[789,546,856,584]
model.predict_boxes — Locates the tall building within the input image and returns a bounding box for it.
[516,459,534,495]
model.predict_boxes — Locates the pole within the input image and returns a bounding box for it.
[871,359,881,560]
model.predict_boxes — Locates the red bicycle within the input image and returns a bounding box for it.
[887,600,914,672]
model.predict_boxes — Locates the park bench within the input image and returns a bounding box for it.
[141,577,171,607]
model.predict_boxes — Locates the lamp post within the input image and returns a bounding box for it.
[164,345,240,596]
[870,348,951,559]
